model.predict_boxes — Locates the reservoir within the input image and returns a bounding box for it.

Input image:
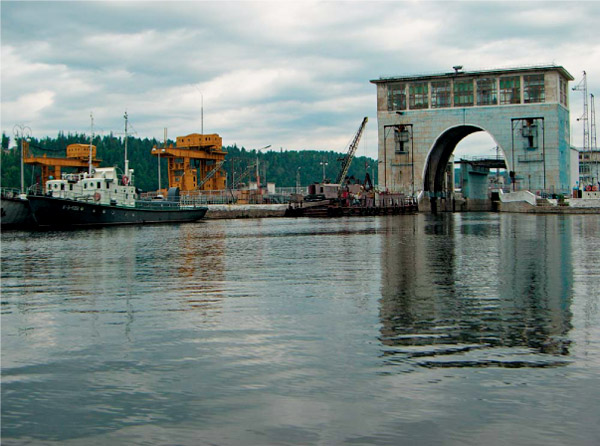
[1,213,599,445]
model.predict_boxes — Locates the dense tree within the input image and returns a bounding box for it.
[1,133,378,191]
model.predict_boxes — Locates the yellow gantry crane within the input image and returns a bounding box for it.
[151,133,226,192]
[24,142,101,187]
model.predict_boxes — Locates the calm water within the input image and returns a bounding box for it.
[1,213,599,445]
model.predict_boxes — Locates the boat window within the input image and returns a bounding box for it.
[84,183,87,189]
[70,185,73,191]
[97,182,101,189]
[61,184,65,190]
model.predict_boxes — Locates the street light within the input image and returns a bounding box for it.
[13,124,32,194]
[320,161,328,182]
[296,167,302,193]
[256,144,271,193]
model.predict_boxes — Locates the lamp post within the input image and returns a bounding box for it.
[255,144,271,193]
[296,167,302,193]
[13,124,32,194]
[320,161,328,182]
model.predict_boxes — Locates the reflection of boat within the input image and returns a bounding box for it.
[27,167,207,228]
[0,189,34,228]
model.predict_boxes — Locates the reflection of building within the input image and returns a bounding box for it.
[378,214,574,364]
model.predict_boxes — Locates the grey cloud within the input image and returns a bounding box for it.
[1,1,598,154]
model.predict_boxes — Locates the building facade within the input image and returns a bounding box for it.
[371,65,574,196]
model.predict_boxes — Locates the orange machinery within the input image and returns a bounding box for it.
[151,133,226,192]
[24,142,101,187]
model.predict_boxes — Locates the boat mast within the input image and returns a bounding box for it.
[89,113,94,175]
[124,111,129,177]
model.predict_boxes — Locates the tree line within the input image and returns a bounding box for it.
[1,132,377,192]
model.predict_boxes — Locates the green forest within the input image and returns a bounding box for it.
[1,132,377,192]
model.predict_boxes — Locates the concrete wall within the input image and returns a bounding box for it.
[376,103,571,195]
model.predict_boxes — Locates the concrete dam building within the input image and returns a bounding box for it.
[371,65,575,198]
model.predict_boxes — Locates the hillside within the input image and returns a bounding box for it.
[1,132,377,192]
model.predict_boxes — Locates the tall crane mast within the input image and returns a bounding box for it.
[572,71,589,153]
[335,117,368,184]
[591,93,598,183]
[591,94,596,153]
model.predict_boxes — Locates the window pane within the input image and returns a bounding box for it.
[387,84,407,111]
[431,81,451,108]
[477,78,497,105]
[500,76,521,104]
[454,80,474,106]
[524,74,545,103]
[409,83,429,109]
[559,78,567,106]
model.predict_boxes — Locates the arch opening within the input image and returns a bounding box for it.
[424,125,507,195]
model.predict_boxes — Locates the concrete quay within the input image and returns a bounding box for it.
[205,204,288,219]
[204,196,599,219]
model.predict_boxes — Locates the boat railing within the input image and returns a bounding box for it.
[1,188,24,199]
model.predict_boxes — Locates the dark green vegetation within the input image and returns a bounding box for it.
[1,132,377,192]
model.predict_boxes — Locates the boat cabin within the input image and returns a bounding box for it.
[45,167,137,207]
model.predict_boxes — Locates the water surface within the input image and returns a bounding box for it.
[2,213,599,445]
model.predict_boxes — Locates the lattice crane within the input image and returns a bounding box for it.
[335,117,368,184]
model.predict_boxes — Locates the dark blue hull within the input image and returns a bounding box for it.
[1,196,36,228]
[27,195,207,228]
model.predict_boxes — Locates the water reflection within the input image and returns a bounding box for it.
[379,213,573,368]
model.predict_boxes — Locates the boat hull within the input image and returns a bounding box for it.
[1,196,35,228]
[27,195,207,228]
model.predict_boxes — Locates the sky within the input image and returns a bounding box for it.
[1,0,599,160]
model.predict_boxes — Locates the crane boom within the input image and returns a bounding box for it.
[335,117,368,184]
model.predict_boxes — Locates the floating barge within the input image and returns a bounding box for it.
[285,183,418,217]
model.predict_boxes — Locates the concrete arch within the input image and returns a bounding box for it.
[423,125,507,193]
[373,65,575,198]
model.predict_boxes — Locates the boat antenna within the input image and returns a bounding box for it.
[124,111,129,177]
[89,112,94,175]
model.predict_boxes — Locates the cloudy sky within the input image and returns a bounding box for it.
[2,1,599,159]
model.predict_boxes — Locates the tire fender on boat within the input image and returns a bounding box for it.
[94,192,101,202]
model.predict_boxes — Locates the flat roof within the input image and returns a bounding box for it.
[371,65,574,84]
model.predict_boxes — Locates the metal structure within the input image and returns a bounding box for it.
[151,132,227,192]
[23,142,101,188]
[197,160,225,189]
[573,71,589,153]
[231,162,257,189]
[335,117,368,184]
[591,94,598,184]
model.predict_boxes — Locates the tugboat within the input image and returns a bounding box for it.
[26,113,208,228]
[27,167,207,228]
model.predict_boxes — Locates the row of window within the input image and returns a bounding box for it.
[387,74,548,111]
